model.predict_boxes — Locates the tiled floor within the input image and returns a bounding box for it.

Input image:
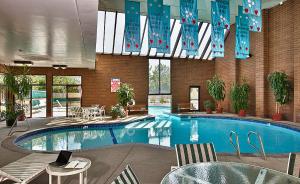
[0,115,293,184]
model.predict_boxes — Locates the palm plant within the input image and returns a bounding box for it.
[268,71,292,120]
[230,81,250,116]
[116,83,135,109]
[206,75,225,112]
[2,65,32,126]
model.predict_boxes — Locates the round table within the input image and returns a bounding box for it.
[161,162,300,184]
[46,157,91,184]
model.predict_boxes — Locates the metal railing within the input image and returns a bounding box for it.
[8,115,30,136]
[229,131,241,158]
[247,131,266,160]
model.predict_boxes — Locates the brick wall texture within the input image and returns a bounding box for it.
[216,0,300,122]
[1,0,300,121]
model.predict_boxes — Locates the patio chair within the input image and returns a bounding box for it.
[175,143,218,167]
[287,153,300,177]
[0,153,57,184]
[111,165,140,184]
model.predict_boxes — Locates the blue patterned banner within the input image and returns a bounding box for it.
[248,14,262,32]
[211,26,225,58]
[211,0,230,30]
[180,0,198,25]
[148,0,163,49]
[157,5,171,54]
[235,7,250,59]
[125,0,140,52]
[242,0,261,16]
[182,24,198,56]
[148,0,163,15]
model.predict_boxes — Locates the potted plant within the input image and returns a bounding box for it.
[206,75,225,113]
[230,81,250,117]
[3,65,32,124]
[268,71,292,121]
[116,83,135,116]
[110,104,125,120]
[2,110,19,127]
[204,100,214,114]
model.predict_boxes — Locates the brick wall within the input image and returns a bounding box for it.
[215,0,300,121]
[171,59,215,111]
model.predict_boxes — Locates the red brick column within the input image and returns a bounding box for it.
[255,11,269,117]
[293,0,300,122]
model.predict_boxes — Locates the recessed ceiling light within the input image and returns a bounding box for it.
[14,60,33,66]
[279,1,283,5]
[53,65,67,70]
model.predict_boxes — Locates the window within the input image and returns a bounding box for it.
[149,59,171,95]
[0,74,5,119]
[52,76,82,117]
[31,75,47,118]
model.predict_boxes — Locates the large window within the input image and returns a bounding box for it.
[0,74,5,120]
[14,75,47,118]
[149,59,171,94]
[52,76,82,117]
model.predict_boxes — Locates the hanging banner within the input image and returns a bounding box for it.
[125,0,141,52]
[211,0,230,30]
[148,0,164,49]
[235,7,250,59]
[211,26,225,58]
[182,24,198,56]
[157,5,171,54]
[242,0,261,16]
[249,14,262,32]
[180,0,198,25]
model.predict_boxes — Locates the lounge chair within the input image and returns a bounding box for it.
[0,153,57,184]
[111,165,140,184]
[175,143,217,167]
[287,153,300,177]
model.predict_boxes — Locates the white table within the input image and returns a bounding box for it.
[46,157,91,184]
[161,162,300,184]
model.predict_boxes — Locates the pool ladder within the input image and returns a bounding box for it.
[247,131,267,160]
[229,131,266,160]
[229,131,241,158]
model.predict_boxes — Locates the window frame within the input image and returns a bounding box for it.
[148,58,171,95]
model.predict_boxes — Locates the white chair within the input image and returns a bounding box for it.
[111,165,140,184]
[0,153,57,184]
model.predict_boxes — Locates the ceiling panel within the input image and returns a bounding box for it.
[0,0,98,69]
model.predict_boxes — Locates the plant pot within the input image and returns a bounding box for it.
[206,108,212,114]
[272,113,282,121]
[111,115,118,120]
[18,113,25,121]
[238,110,246,117]
[216,107,223,113]
[6,119,16,127]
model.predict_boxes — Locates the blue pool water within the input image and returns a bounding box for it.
[15,116,300,154]
[148,106,171,116]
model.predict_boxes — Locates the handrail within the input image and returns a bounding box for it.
[229,131,241,158]
[8,115,30,136]
[247,131,266,160]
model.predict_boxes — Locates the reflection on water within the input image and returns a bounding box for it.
[17,117,300,153]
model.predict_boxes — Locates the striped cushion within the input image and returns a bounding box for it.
[287,153,300,177]
[111,165,140,184]
[175,143,217,166]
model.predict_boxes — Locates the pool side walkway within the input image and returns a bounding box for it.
[0,115,294,184]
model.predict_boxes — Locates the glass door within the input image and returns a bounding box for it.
[32,85,47,118]
[52,86,67,117]
[190,86,200,111]
[67,85,82,115]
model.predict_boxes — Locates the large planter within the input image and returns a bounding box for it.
[238,110,246,117]
[216,107,223,113]
[206,108,212,114]
[272,113,282,121]
[6,119,16,127]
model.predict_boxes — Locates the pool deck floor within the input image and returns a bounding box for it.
[0,114,296,184]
